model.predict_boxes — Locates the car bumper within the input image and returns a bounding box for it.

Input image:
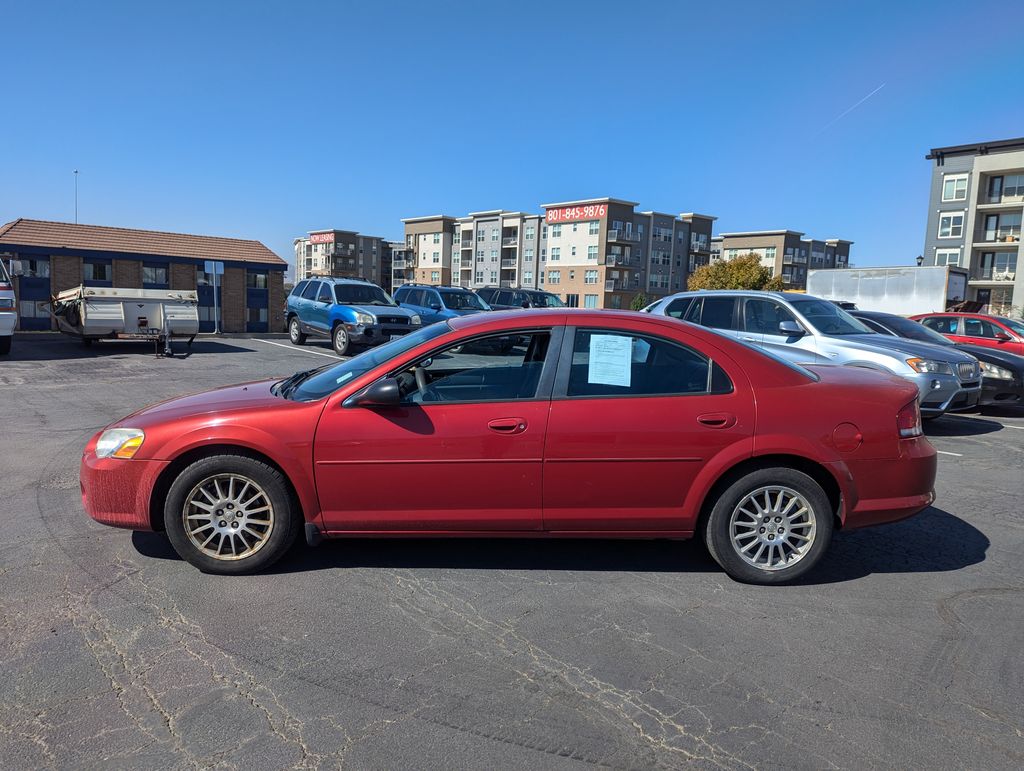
[344,322,417,346]
[80,451,168,530]
[914,372,979,416]
[834,437,938,530]
[0,310,16,336]
[979,376,1024,407]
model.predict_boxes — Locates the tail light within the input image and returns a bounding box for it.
[897,399,922,439]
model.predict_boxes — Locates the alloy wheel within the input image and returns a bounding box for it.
[728,485,816,571]
[182,474,275,561]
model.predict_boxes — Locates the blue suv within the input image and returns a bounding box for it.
[287,278,421,355]
[392,284,491,325]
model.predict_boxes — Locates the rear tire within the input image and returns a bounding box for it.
[163,454,300,574]
[704,467,833,585]
[288,317,306,345]
[0,335,10,355]
[332,324,351,356]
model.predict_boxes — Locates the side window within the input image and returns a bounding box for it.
[512,292,528,306]
[494,290,513,305]
[425,290,441,308]
[397,332,552,404]
[923,316,958,334]
[291,281,308,297]
[963,318,996,338]
[566,329,730,398]
[317,284,334,303]
[746,300,797,336]
[664,298,692,319]
[477,288,494,303]
[684,298,702,323]
[301,281,321,300]
[700,297,737,330]
[404,289,424,306]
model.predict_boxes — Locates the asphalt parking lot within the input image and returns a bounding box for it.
[1,334,1022,769]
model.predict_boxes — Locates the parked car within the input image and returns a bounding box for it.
[0,259,14,355]
[910,312,1024,357]
[393,284,491,325]
[475,286,566,310]
[851,310,1024,409]
[645,290,982,418]
[81,309,936,585]
[286,278,421,356]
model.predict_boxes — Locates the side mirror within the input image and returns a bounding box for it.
[345,377,401,408]
[994,331,1012,341]
[430,303,442,311]
[521,301,530,309]
[778,320,805,336]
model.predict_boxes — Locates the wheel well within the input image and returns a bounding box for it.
[694,454,843,539]
[147,444,304,531]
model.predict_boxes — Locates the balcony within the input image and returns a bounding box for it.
[974,270,1016,282]
[461,242,473,250]
[500,280,514,288]
[501,259,518,268]
[604,279,628,292]
[392,259,406,269]
[605,254,635,267]
[502,236,519,246]
[607,229,640,243]
[329,245,356,257]
[975,230,1021,246]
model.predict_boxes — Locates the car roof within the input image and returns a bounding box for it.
[657,289,811,302]
[850,310,899,320]
[317,277,380,286]
[397,284,469,292]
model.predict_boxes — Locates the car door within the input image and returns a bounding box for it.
[542,324,754,531]
[695,295,741,341]
[400,288,428,322]
[962,316,1024,354]
[311,282,335,333]
[313,327,561,532]
[298,281,322,332]
[751,299,822,364]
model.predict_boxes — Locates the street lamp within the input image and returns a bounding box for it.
[916,255,924,266]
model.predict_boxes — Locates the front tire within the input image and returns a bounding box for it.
[0,336,10,355]
[163,454,300,574]
[704,467,833,585]
[332,324,350,356]
[288,317,307,345]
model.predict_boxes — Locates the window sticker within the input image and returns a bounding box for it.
[335,371,354,385]
[588,334,632,387]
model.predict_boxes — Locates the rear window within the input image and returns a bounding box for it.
[528,291,566,308]
[301,281,320,300]
[291,280,308,297]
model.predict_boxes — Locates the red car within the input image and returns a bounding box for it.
[911,312,1024,357]
[81,310,936,584]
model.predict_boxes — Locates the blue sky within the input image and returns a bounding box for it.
[2,0,1022,274]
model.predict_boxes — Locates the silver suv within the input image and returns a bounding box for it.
[645,290,981,417]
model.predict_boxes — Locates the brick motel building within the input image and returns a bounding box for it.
[0,219,287,333]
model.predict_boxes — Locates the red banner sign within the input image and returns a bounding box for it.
[310,232,334,244]
[546,204,608,224]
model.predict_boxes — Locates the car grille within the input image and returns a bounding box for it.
[376,316,409,325]
[958,362,978,380]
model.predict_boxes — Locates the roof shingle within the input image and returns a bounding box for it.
[0,218,285,266]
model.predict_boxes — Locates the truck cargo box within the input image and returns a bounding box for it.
[806,266,969,316]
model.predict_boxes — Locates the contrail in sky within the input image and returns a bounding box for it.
[817,83,886,134]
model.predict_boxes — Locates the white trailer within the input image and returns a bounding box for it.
[806,265,970,316]
[50,286,199,354]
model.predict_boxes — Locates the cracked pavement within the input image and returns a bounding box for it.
[1,335,1022,769]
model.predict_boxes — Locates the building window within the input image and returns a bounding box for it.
[571,246,577,257]
[548,270,561,284]
[607,294,621,309]
[933,249,961,267]
[491,230,499,242]
[539,271,545,284]
[18,258,50,277]
[245,271,267,289]
[489,271,497,283]
[477,231,485,242]
[523,270,533,283]
[525,248,534,260]
[584,294,598,308]
[584,270,598,284]
[143,265,169,286]
[550,247,560,261]
[941,174,968,202]
[475,271,483,282]
[989,286,1014,314]
[432,252,440,263]
[248,307,269,324]
[477,249,484,259]
[982,212,1022,242]
[432,233,440,244]
[588,245,598,260]
[551,224,561,238]
[83,261,112,282]
[588,221,599,236]
[765,246,776,260]
[937,212,964,238]
[430,270,440,282]
[525,225,535,240]
[978,252,1017,280]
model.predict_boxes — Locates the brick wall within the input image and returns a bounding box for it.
[112,259,142,288]
[268,271,285,332]
[221,267,245,333]
[170,263,196,290]
[51,255,83,293]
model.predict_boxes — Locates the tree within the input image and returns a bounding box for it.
[630,293,649,311]
[687,253,785,291]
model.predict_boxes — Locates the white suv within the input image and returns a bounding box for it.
[0,259,15,355]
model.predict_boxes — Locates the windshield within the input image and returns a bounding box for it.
[873,315,953,346]
[790,298,872,335]
[287,323,449,401]
[334,283,396,306]
[530,292,566,308]
[440,290,489,311]
[997,317,1024,336]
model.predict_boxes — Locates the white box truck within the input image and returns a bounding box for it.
[806,265,970,316]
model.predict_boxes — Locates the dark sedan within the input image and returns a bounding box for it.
[851,310,1024,409]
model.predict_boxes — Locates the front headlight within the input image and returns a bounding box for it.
[409,314,422,325]
[353,311,374,325]
[906,357,952,375]
[95,428,145,459]
[980,361,1014,379]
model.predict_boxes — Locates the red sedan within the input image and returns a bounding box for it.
[911,312,1024,357]
[81,310,936,584]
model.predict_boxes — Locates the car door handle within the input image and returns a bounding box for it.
[487,418,527,434]
[697,412,736,429]
[741,336,758,342]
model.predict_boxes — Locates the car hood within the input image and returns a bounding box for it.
[447,307,487,316]
[349,304,417,319]
[956,342,1024,372]
[843,334,977,363]
[113,379,299,427]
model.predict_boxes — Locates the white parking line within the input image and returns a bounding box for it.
[255,339,339,359]
[1003,424,1024,431]
[936,450,964,457]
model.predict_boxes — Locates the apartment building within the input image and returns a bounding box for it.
[293,229,395,291]
[713,231,852,289]
[922,136,1024,314]
[401,199,716,309]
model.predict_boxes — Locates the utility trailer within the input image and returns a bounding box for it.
[806,265,970,316]
[50,286,199,355]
